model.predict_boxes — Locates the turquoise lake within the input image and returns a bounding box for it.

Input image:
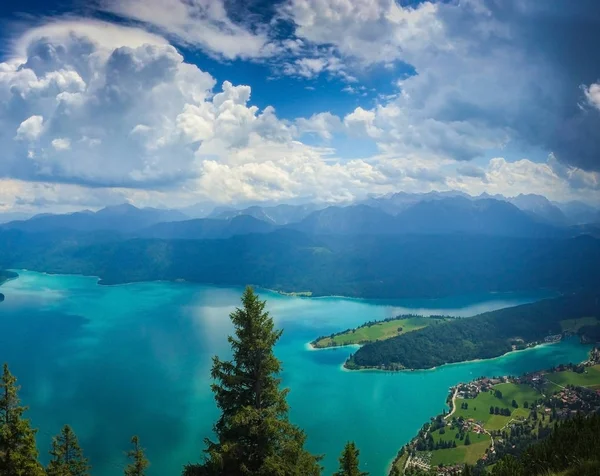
[0,270,592,475]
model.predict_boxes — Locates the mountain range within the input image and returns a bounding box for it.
[2,192,598,238]
[1,191,599,300]
[0,204,187,234]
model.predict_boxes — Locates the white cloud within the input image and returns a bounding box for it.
[2,20,437,207]
[280,0,600,174]
[0,23,216,187]
[52,138,71,151]
[285,57,327,78]
[278,0,441,67]
[0,178,132,214]
[15,115,44,141]
[10,19,169,61]
[584,83,600,110]
[295,112,342,140]
[99,0,277,60]
[449,156,600,203]
[344,107,382,138]
[1,12,599,213]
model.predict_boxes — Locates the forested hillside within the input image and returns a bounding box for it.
[490,414,600,476]
[0,269,17,284]
[1,230,599,299]
[349,293,600,370]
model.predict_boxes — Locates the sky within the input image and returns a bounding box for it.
[0,0,599,213]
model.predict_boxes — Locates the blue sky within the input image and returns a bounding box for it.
[0,0,599,212]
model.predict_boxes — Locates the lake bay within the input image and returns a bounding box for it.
[0,271,591,475]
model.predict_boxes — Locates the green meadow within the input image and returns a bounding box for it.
[453,383,541,430]
[546,364,600,390]
[421,430,491,466]
[419,382,544,467]
[312,316,447,348]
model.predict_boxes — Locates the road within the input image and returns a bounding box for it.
[444,388,459,420]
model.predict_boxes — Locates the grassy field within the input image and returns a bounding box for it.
[546,364,600,390]
[391,451,408,474]
[422,431,491,466]
[453,383,541,430]
[417,382,543,468]
[312,316,448,348]
[560,317,599,332]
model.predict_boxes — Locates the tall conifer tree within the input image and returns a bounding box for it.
[184,287,322,475]
[124,436,149,476]
[334,442,368,476]
[0,363,44,475]
[47,424,90,476]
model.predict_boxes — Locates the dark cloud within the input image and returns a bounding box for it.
[437,0,600,172]
[457,164,488,181]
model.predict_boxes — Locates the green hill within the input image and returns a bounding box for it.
[348,293,600,370]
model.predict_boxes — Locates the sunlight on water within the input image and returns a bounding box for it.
[0,271,589,475]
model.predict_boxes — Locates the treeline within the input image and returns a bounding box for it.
[404,414,600,476]
[0,269,17,285]
[0,270,18,302]
[0,364,148,475]
[489,414,600,476]
[1,288,368,476]
[1,229,600,299]
[348,293,600,370]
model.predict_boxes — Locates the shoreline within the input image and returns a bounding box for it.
[0,271,20,287]
[388,345,599,475]
[305,341,361,352]
[6,269,558,303]
[342,340,567,373]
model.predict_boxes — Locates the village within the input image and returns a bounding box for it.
[397,347,600,475]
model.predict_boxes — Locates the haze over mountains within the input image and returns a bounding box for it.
[1,190,599,299]
[1,191,599,238]
[0,204,188,234]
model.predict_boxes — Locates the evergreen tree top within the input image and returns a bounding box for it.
[0,363,44,476]
[124,435,150,476]
[187,287,322,475]
[334,441,368,476]
[47,424,90,476]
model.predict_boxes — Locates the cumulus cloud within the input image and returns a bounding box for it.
[0,19,452,208]
[98,0,277,60]
[51,138,71,151]
[296,112,342,140]
[449,155,599,204]
[1,6,599,212]
[584,83,600,110]
[280,0,600,174]
[15,115,44,141]
[0,23,216,188]
[278,0,440,67]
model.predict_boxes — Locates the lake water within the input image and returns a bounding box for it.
[0,271,591,475]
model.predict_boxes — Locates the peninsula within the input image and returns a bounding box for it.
[345,293,600,370]
[311,315,451,348]
[0,269,17,302]
[0,269,18,285]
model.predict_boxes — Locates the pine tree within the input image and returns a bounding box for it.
[47,424,90,476]
[185,287,322,475]
[0,363,44,475]
[124,436,149,476]
[334,442,368,476]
